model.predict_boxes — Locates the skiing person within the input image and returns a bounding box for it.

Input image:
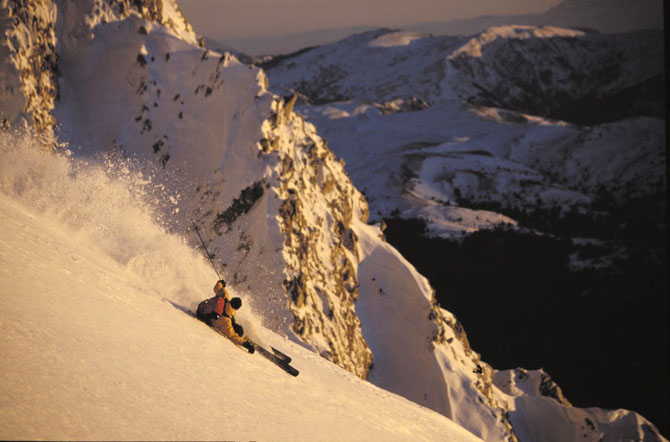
[196,280,255,354]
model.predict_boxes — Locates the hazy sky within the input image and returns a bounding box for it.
[178,0,562,40]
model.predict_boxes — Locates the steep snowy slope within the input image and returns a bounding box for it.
[24,0,376,378]
[0,137,481,442]
[2,3,514,439]
[3,130,665,442]
[1,2,666,441]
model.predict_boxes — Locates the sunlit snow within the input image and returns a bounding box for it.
[0,132,481,441]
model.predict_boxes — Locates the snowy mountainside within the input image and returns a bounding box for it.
[0,0,196,138]
[263,26,665,237]
[262,28,464,106]
[1,2,666,442]
[1,3,516,440]
[294,100,664,237]
[261,24,667,440]
[265,26,664,124]
[0,135,481,442]
[444,26,664,123]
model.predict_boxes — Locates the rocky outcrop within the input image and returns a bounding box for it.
[0,0,59,138]
[266,98,373,376]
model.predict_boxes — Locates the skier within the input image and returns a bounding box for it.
[196,280,255,354]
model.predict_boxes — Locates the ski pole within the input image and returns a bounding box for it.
[192,220,222,280]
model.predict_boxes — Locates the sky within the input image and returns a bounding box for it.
[178,0,561,53]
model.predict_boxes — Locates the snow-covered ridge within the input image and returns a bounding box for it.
[265,25,663,122]
[449,25,585,58]
[0,0,195,138]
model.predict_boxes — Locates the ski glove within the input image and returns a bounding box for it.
[207,312,220,321]
[242,341,255,354]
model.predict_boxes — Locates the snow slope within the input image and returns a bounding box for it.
[3,130,666,442]
[0,134,481,442]
[35,0,377,378]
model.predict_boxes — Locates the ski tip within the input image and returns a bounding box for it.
[271,346,292,364]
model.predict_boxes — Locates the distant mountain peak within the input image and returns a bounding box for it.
[449,25,585,58]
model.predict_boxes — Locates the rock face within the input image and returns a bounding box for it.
[258,99,374,377]
[1,3,666,442]
[0,0,59,137]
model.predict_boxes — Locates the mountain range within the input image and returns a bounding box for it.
[207,0,664,56]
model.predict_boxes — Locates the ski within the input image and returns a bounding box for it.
[183,308,299,377]
[251,341,299,377]
[271,347,292,364]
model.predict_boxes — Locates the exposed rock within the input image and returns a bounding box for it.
[269,97,373,377]
[214,181,264,234]
[0,0,59,140]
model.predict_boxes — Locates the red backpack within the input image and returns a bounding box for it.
[196,295,226,319]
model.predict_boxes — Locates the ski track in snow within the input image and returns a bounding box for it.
[0,133,481,441]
